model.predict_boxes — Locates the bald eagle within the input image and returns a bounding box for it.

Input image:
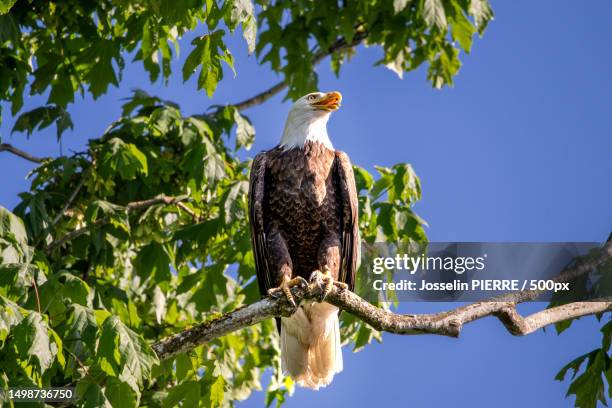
[248,91,359,389]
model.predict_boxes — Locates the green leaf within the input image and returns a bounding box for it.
[153,286,166,324]
[234,109,255,150]
[49,68,76,107]
[391,163,421,204]
[162,381,200,408]
[449,3,475,53]
[61,272,91,306]
[0,0,17,14]
[221,181,248,224]
[85,200,121,223]
[565,350,607,408]
[105,378,138,408]
[183,137,226,185]
[192,265,230,312]
[0,295,24,341]
[139,19,160,83]
[555,318,574,335]
[11,105,73,140]
[133,242,172,284]
[83,39,121,99]
[12,312,60,375]
[0,205,29,263]
[375,203,397,239]
[97,318,123,377]
[602,321,612,351]
[203,152,226,182]
[175,353,194,382]
[422,0,447,30]
[208,375,225,407]
[184,116,213,145]
[0,263,42,302]
[265,380,288,408]
[231,0,257,53]
[468,0,494,34]
[394,0,410,14]
[64,304,98,354]
[127,145,148,174]
[382,48,407,79]
[556,351,591,381]
[97,316,160,394]
[174,218,219,244]
[183,31,233,97]
[102,138,149,179]
[0,13,19,45]
[0,371,9,405]
[81,382,112,408]
[353,323,378,352]
[371,167,393,199]
[353,166,374,191]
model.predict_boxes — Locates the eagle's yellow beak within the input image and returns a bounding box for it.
[312,91,342,111]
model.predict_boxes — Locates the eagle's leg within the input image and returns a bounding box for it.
[267,274,308,308]
[311,234,348,301]
[310,267,349,300]
[266,227,307,308]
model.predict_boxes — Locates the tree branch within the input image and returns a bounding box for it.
[0,143,48,164]
[152,241,612,361]
[50,168,90,227]
[229,30,369,112]
[35,168,92,247]
[45,194,191,252]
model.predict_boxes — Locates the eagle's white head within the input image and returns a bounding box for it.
[279,91,342,150]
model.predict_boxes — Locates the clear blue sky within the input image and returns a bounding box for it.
[1,1,611,407]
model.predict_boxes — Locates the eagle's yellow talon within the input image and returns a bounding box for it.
[310,267,338,301]
[282,284,296,307]
[268,275,307,308]
[334,281,348,290]
[323,276,333,299]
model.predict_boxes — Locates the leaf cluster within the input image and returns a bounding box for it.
[0,0,493,138]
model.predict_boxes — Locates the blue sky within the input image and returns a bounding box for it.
[1,1,611,407]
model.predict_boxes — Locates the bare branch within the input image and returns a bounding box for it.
[35,168,92,248]
[0,143,48,164]
[45,194,191,252]
[50,168,90,227]
[152,242,612,361]
[175,201,198,222]
[229,30,369,112]
[232,81,287,112]
[494,301,612,336]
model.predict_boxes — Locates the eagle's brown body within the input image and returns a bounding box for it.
[265,141,341,280]
[248,91,358,389]
[249,141,357,299]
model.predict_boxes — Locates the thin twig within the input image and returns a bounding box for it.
[228,30,369,112]
[32,278,41,314]
[35,168,92,247]
[175,201,198,221]
[63,347,91,376]
[51,168,90,227]
[45,194,191,252]
[0,143,48,164]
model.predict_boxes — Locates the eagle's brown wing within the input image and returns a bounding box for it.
[248,152,273,297]
[334,151,359,292]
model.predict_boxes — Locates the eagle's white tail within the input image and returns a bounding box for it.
[280,302,343,390]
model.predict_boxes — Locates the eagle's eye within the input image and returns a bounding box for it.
[307,95,317,101]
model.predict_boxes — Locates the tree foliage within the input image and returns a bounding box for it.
[0,0,492,134]
[0,1,599,408]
